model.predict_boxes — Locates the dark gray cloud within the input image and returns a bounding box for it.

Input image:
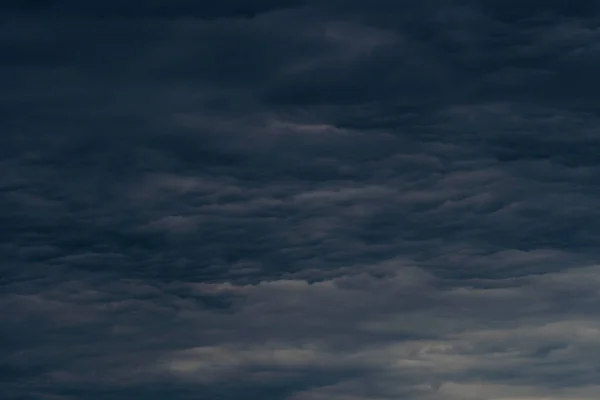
[2,0,306,19]
[2,0,600,399]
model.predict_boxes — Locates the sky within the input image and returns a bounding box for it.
[2,1,600,399]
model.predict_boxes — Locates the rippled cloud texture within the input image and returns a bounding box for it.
[2,1,600,399]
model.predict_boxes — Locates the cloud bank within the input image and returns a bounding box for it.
[2,0,600,399]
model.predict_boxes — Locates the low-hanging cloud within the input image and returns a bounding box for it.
[2,0,600,399]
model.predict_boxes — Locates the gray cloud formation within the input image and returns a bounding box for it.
[2,0,600,399]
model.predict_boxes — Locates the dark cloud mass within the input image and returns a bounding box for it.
[2,0,305,19]
[2,0,600,399]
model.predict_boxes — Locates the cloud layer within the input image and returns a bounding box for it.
[2,0,600,399]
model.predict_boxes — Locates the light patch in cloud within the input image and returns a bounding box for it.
[153,264,600,398]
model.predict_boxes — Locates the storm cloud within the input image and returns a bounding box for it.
[2,0,600,399]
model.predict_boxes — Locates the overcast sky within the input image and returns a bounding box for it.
[2,1,600,399]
